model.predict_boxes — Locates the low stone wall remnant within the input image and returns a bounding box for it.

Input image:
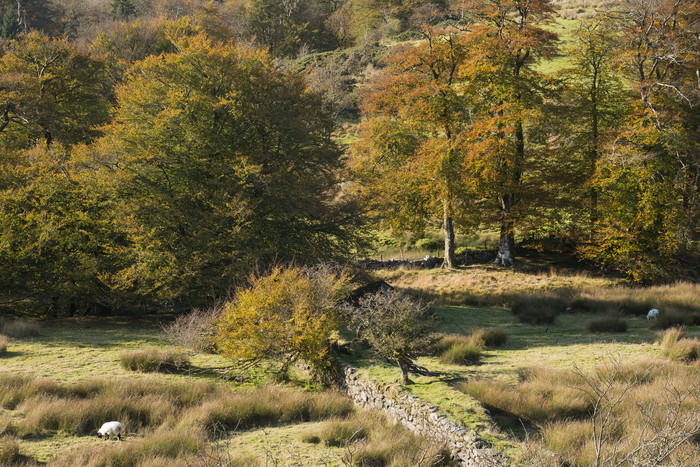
[342,366,509,466]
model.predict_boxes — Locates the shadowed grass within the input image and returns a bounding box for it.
[585,317,628,333]
[0,319,39,338]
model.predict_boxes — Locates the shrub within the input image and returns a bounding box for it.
[0,335,7,354]
[585,317,628,333]
[0,320,39,338]
[161,305,221,353]
[119,348,190,373]
[510,296,565,324]
[350,292,437,384]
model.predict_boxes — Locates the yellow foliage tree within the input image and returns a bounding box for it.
[215,265,352,384]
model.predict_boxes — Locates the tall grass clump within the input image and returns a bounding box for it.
[119,347,191,373]
[650,310,700,330]
[301,416,369,447]
[350,412,452,466]
[0,319,39,338]
[0,438,22,465]
[48,428,204,467]
[657,327,700,361]
[470,327,508,347]
[585,317,628,333]
[510,296,565,324]
[433,334,483,365]
[0,335,7,354]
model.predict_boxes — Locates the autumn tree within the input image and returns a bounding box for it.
[216,265,352,384]
[0,32,110,150]
[92,27,358,305]
[549,15,627,240]
[0,143,127,314]
[582,0,700,280]
[456,0,558,266]
[352,26,473,268]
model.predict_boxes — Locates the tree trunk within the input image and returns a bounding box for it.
[443,200,456,269]
[494,193,515,267]
[398,361,412,385]
[589,67,600,238]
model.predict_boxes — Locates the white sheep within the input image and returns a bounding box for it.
[647,309,660,320]
[97,421,123,441]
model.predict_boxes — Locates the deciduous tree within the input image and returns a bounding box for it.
[216,265,352,384]
[352,26,473,268]
[456,0,558,266]
[93,27,357,304]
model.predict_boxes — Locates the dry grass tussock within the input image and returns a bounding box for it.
[119,347,191,373]
[657,327,700,362]
[0,317,39,338]
[463,360,700,466]
[430,328,507,365]
[0,335,7,354]
[0,372,448,466]
[300,411,452,466]
[378,267,700,318]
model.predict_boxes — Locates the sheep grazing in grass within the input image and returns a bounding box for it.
[647,309,660,320]
[97,421,123,440]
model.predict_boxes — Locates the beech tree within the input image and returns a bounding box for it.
[352,26,473,268]
[553,15,627,239]
[93,27,357,305]
[456,0,558,266]
[0,32,110,150]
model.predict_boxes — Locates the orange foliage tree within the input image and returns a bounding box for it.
[351,26,474,268]
[455,0,558,266]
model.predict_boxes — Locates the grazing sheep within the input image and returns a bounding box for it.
[647,309,660,320]
[97,421,123,440]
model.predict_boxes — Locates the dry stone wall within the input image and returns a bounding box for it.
[342,366,510,466]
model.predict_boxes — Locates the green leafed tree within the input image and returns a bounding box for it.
[351,26,474,268]
[92,26,358,306]
[580,0,700,281]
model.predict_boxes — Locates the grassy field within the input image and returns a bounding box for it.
[1,264,698,465]
[0,318,448,466]
[356,266,700,465]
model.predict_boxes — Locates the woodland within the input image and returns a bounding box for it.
[0,0,699,316]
